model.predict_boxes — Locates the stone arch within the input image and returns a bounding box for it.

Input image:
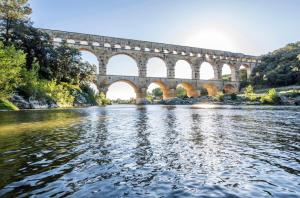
[202,83,219,96]
[221,64,232,81]
[109,79,139,92]
[147,80,173,100]
[106,53,138,76]
[200,62,216,80]
[146,57,167,77]
[175,59,192,79]
[106,79,140,103]
[177,82,199,98]
[223,84,237,94]
[78,48,99,74]
[239,63,251,80]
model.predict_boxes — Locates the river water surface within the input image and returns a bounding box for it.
[0,105,299,197]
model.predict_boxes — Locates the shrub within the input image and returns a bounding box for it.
[96,92,111,105]
[37,80,75,107]
[214,92,224,102]
[260,88,281,104]
[230,93,237,100]
[146,94,154,103]
[0,98,19,110]
[0,42,26,98]
[244,85,257,101]
[80,83,98,105]
[17,62,40,98]
[176,86,187,98]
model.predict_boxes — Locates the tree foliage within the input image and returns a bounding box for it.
[250,42,300,88]
[0,41,25,98]
[151,87,163,99]
[176,86,187,98]
[244,85,257,101]
[0,0,96,84]
[0,0,32,45]
[0,1,98,109]
[50,42,96,84]
[260,88,281,104]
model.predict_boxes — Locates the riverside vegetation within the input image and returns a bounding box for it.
[0,0,299,110]
[0,0,110,110]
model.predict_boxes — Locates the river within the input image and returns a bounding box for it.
[0,105,299,197]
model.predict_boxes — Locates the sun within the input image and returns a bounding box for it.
[184,28,238,52]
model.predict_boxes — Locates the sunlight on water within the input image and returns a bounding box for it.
[0,116,81,135]
[192,103,220,109]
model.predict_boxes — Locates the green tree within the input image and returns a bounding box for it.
[96,92,111,105]
[51,42,96,84]
[260,88,280,104]
[244,85,257,101]
[152,87,163,99]
[176,86,187,97]
[222,74,231,81]
[0,0,32,45]
[0,41,25,98]
[251,42,300,87]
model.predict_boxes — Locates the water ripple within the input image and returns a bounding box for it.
[0,105,299,197]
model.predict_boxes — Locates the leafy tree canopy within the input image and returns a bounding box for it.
[151,87,163,98]
[0,41,26,98]
[0,0,32,45]
[250,41,300,88]
[0,0,96,84]
[176,86,187,98]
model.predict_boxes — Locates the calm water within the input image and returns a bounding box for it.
[0,105,299,198]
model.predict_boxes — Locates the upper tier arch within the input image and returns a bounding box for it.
[41,28,260,65]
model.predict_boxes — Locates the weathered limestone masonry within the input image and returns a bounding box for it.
[41,28,261,104]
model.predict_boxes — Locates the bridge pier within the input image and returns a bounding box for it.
[135,88,148,105]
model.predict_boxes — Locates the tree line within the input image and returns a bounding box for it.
[250,42,300,88]
[0,0,100,108]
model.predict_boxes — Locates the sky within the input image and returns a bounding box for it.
[29,0,300,99]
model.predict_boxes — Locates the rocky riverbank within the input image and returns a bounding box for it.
[1,91,96,111]
[158,94,300,106]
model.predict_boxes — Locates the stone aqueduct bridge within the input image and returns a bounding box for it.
[41,29,261,104]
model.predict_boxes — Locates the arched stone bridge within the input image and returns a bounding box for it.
[41,28,261,104]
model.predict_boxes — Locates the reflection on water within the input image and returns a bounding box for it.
[0,105,299,197]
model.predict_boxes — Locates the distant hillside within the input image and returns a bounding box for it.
[250,42,300,88]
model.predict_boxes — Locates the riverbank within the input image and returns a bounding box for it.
[158,89,300,106]
[2,88,300,111]
[0,89,97,111]
[159,95,300,106]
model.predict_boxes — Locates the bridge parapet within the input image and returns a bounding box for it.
[41,28,259,64]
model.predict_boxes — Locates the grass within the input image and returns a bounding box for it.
[0,98,19,111]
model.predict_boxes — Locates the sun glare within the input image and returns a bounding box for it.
[184,28,237,52]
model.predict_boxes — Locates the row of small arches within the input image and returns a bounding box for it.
[81,51,250,81]
[53,37,257,62]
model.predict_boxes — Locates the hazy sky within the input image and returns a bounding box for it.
[29,0,300,99]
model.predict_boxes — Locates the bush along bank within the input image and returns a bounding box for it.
[156,86,300,106]
[8,81,101,110]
